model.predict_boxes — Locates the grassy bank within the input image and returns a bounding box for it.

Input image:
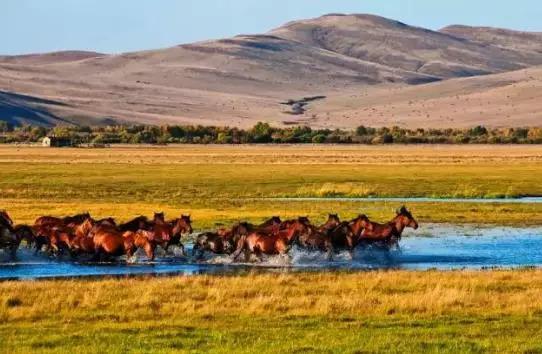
[1,270,542,353]
[1,145,541,227]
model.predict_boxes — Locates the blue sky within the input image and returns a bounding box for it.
[2,0,541,55]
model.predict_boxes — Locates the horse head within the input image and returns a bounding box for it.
[153,212,165,223]
[173,214,193,235]
[0,210,14,227]
[325,214,341,228]
[396,206,418,230]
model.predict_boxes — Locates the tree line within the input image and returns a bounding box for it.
[1,121,542,145]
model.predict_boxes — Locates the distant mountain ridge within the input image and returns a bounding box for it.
[1,13,542,128]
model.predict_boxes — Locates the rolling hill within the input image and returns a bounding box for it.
[1,14,541,128]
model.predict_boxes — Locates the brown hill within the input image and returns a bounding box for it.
[440,25,542,54]
[270,14,542,78]
[1,14,541,128]
[306,66,542,129]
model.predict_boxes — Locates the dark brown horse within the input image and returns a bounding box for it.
[217,217,282,239]
[193,232,235,259]
[63,213,92,228]
[35,212,91,228]
[232,218,311,262]
[328,215,367,255]
[153,212,165,223]
[119,216,152,232]
[359,207,419,249]
[164,214,193,254]
[95,217,117,227]
[0,210,14,227]
[0,211,19,256]
[120,215,174,261]
[296,215,339,259]
[13,225,36,249]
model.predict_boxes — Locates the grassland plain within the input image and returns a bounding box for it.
[1,271,542,353]
[0,145,541,227]
[1,145,542,353]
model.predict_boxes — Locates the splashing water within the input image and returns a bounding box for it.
[1,224,542,279]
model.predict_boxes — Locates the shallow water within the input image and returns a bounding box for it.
[1,224,542,280]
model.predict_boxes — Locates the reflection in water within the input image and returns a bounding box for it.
[1,224,541,280]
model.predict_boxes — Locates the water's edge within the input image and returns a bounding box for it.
[2,225,542,280]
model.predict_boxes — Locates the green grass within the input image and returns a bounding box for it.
[1,157,542,227]
[1,145,542,352]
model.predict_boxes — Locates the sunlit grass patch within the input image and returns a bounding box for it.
[1,271,542,353]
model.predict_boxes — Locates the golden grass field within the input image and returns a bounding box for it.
[2,270,542,353]
[1,144,542,353]
[1,145,542,227]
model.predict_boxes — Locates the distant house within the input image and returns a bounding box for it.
[42,136,72,147]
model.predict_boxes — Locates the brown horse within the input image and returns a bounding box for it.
[328,215,367,255]
[217,217,282,239]
[35,212,91,228]
[296,214,339,259]
[122,231,155,260]
[69,218,96,255]
[232,218,311,262]
[318,214,341,233]
[119,216,152,232]
[0,211,19,257]
[0,210,14,227]
[120,215,174,261]
[63,213,92,228]
[164,214,193,254]
[359,206,419,249]
[193,232,235,259]
[89,224,131,260]
[13,225,36,249]
[95,217,117,227]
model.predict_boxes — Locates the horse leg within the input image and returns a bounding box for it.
[34,237,46,254]
[325,241,334,261]
[252,246,263,263]
[231,239,245,262]
[179,243,187,257]
[145,243,155,261]
[9,242,19,259]
[346,236,355,260]
[91,246,102,262]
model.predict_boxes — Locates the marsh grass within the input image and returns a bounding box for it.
[1,145,542,227]
[1,271,542,353]
[1,146,542,352]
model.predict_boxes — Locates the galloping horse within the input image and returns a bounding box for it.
[164,214,193,253]
[232,218,311,262]
[35,212,91,228]
[328,215,366,255]
[359,206,419,249]
[0,210,19,256]
[296,214,340,259]
[218,217,282,239]
[89,224,133,260]
[194,220,252,259]
[71,218,96,255]
[119,216,152,233]
[122,230,155,260]
[193,232,235,259]
[13,225,36,249]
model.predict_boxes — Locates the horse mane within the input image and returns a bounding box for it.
[0,211,14,232]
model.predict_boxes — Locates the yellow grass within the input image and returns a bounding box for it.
[1,270,542,353]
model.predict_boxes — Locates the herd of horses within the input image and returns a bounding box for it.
[0,207,418,262]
